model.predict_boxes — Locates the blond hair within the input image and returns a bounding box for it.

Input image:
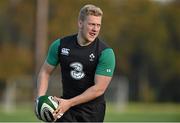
[78,4,103,21]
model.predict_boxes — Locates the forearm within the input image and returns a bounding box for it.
[69,85,104,107]
[68,75,111,107]
[37,72,50,97]
[36,62,55,97]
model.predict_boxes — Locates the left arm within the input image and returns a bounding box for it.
[69,74,112,106]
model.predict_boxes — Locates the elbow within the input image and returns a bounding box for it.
[94,88,105,97]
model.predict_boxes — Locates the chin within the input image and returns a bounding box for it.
[88,38,95,42]
[87,36,96,42]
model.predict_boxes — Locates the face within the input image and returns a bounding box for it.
[78,15,102,43]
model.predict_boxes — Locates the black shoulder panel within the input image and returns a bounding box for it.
[96,38,110,57]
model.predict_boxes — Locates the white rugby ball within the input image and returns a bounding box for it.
[35,95,59,122]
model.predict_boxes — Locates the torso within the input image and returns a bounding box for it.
[58,34,108,99]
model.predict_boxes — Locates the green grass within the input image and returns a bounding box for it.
[0,103,38,122]
[105,103,180,122]
[0,102,180,122]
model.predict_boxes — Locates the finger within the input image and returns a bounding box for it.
[56,112,64,120]
[53,108,60,114]
[53,96,62,106]
[53,106,63,116]
[57,113,64,118]
[55,106,63,114]
[53,102,62,114]
[53,96,61,101]
[53,111,59,121]
[53,100,61,113]
[53,114,58,121]
[53,112,64,121]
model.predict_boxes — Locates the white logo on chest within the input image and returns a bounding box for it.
[70,62,85,80]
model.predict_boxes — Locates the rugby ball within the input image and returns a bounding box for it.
[35,95,59,122]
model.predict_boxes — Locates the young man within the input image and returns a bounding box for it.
[36,4,115,122]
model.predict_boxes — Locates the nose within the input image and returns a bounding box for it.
[92,25,99,32]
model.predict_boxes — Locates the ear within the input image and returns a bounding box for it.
[78,20,83,29]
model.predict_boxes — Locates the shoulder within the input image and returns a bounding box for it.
[60,34,77,42]
[57,34,77,48]
[95,39,115,76]
[96,38,115,64]
[96,38,113,56]
[47,38,61,52]
[101,48,115,58]
[46,38,61,66]
[50,38,61,47]
[97,38,109,49]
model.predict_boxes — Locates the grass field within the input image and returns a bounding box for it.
[105,103,180,122]
[0,102,180,122]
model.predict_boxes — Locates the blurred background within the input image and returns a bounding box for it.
[0,0,180,122]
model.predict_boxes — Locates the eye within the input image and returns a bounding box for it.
[97,24,101,28]
[88,23,94,26]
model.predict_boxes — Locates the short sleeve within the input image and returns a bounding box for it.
[46,39,61,66]
[95,48,115,76]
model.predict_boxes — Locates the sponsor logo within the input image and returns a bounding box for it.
[70,62,85,80]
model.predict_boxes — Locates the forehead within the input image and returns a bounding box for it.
[85,15,102,24]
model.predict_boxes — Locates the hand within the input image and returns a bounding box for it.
[34,97,42,120]
[52,96,72,121]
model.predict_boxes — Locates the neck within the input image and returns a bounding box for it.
[77,33,91,46]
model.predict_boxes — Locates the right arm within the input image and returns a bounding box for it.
[35,39,60,121]
[36,39,61,97]
[37,61,56,97]
[35,61,56,121]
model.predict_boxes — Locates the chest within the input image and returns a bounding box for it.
[59,41,99,73]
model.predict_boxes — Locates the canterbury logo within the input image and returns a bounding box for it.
[61,48,70,56]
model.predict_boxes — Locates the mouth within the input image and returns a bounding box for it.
[89,32,96,38]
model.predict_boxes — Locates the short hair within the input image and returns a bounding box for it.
[78,4,103,21]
